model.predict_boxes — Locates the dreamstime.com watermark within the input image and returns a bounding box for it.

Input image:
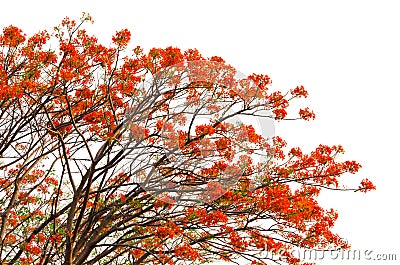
[124,60,275,204]
[297,249,396,262]
[265,248,398,262]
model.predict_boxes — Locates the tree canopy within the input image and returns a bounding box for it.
[0,14,375,265]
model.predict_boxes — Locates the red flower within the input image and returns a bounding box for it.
[359,178,376,193]
[112,29,131,48]
[195,124,215,136]
[299,107,316,120]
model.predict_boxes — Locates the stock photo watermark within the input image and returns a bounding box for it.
[261,245,398,263]
[292,248,397,262]
[125,60,275,204]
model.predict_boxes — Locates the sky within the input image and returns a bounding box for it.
[1,1,399,264]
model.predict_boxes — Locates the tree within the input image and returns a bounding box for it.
[0,14,375,265]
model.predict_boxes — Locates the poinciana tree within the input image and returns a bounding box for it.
[0,14,375,265]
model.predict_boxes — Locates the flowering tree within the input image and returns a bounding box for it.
[0,14,375,265]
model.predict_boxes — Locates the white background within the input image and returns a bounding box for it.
[1,1,399,264]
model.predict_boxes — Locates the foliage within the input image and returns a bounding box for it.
[0,14,375,265]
